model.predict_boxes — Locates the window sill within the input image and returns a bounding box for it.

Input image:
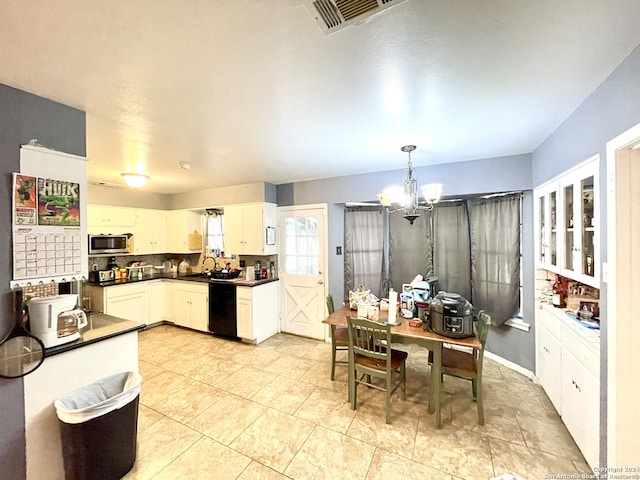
[504,317,530,332]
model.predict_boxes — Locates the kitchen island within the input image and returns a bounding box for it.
[23,313,144,480]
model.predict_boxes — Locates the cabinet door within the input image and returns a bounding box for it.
[172,288,191,328]
[534,183,560,271]
[561,346,600,468]
[537,323,562,413]
[105,293,146,323]
[242,204,265,254]
[236,288,252,339]
[559,160,599,287]
[148,281,169,324]
[151,210,168,253]
[167,210,202,253]
[189,291,209,333]
[223,205,245,254]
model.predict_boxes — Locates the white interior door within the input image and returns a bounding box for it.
[278,205,327,340]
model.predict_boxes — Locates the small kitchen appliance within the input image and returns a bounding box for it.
[89,269,115,283]
[27,294,87,348]
[428,291,474,338]
[88,234,131,255]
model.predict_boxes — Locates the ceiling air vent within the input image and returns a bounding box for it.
[304,0,407,35]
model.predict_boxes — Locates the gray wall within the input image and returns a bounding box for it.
[0,83,86,479]
[277,153,536,371]
[532,43,640,468]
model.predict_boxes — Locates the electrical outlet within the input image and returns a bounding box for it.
[336,246,342,255]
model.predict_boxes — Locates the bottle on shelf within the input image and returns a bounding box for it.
[552,274,566,308]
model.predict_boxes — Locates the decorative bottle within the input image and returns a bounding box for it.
[552,274,566,308]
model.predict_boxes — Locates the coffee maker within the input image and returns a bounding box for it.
[27,294,87,348]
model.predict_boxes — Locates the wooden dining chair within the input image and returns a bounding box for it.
[327,294,349,380]
[347,316,408,424]
[429,310,492,424]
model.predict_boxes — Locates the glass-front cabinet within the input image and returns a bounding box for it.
[534,183,560,272]
[560,161,598,285]
[535,156,599,288]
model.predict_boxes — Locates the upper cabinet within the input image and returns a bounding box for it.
[87,205,136,233]
[534,182,560,272]
[166,209,203,253]
[134,209,167,254]
[534,157,599,287]
[224,203,277,255]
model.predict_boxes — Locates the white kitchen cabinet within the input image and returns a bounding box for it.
[103,283,147,323]
[535,309,562,413]
[172,281,208,332]
[224,203,277,255]
[535,305,600,468]
[133,209,167,254]
[534,157,599,288]
[236,281,279,343]
[559,160,599,287]
[534,182,560,273]
[148,280,172,324]
[167,210,203,253]
[561,344,600,468]
[87,205,136,232]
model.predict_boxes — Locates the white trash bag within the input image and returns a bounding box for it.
[55,371,142,424]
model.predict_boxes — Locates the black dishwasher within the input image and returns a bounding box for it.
[208,282,238,338]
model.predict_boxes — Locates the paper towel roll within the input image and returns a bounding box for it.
[388,289,397,324]
[410,274,424,286]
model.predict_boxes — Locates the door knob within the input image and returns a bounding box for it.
[317,280,323,285]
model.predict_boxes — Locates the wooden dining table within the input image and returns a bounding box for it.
[322,305,482,429]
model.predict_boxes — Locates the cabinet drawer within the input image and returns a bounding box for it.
[237,286,252,301]
[105,283,147,299]
[171,280,208,295]
[562,328,599,378]
[537,306,562,339]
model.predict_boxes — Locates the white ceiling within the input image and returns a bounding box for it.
[1,1,640,194]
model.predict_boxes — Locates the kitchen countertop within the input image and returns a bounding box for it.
[45,312,145,357]
[86,272,279,288]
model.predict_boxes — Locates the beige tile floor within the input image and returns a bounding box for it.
[124,325,591,480]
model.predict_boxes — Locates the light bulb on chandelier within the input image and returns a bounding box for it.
[377,145,443,224]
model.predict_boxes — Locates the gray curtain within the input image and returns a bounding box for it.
[344,206,385,300]
[432,202,471,300]
[470,194,521,326]
[388,211,429,294]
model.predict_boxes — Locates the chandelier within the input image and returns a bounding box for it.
[377,145,443,224]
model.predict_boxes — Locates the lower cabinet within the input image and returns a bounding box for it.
[93,283,147,324]
[237,282,279,343]
[536,310,562,413]
[171,281,209,332]
[535,305,600,468]
[148,280,172,324]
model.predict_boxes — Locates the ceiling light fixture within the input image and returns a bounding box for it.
[120,172,150,188]
[377,145,443,224]
[178,161,191,170]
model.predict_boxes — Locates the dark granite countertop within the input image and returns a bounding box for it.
[45,312,145,357]
[87,273,279,288]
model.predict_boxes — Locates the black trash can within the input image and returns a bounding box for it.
[55,371,142,480]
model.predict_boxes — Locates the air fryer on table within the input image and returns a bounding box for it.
[322,305,482,429]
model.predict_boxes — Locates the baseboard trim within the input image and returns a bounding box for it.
[485,350,535,380]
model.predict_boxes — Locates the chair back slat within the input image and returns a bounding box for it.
[347,316,390,362]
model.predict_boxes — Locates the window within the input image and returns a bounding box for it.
[284,215,319,275]
[206,211,224,253]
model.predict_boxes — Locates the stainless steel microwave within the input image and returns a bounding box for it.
[88,234,130,254]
